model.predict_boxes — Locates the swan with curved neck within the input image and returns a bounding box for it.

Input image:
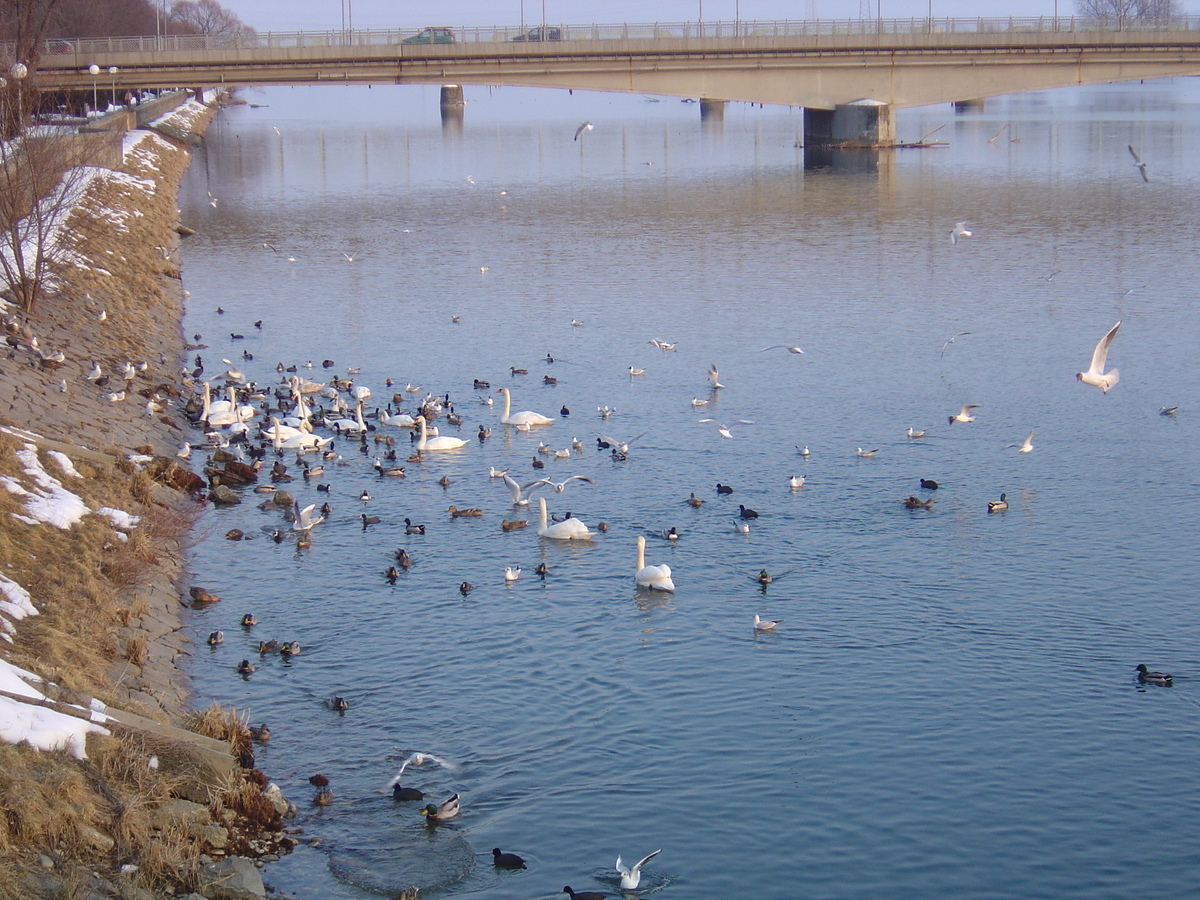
[416,415,467,451]
[496,387,554,427]
[635,535,675,592]
[537,496,592,540]
[327,400,367,434]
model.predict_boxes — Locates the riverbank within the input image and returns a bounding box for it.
[0,94,294,900]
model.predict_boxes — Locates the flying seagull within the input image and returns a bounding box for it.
[939,331,971,358]
[950,222,972,244]
[1127,144,1149,182]
[948,404,980,425]
[1076,321,1121,393]
[574,121,593,141]
[759,344,804,354]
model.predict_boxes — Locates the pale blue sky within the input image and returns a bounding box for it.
[236,0,1087,34]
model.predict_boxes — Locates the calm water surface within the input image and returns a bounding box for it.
[178,81,1199,899]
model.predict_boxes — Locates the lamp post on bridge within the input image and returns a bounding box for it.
[108,66,118,108]
[88,64,99,114]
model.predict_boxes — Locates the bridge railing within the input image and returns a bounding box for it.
[34,16,1200,57]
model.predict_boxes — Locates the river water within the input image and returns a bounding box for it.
[178,80,1199,899]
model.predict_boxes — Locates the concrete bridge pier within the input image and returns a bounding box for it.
[440,83,465,131]
[699,98,726,124]
[804,102,894,146]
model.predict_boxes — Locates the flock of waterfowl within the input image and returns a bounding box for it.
[180,290,1178,895]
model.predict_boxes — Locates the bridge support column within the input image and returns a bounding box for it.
[831,101,894,146]
[440,84,464,128]
[803,107,834,146]
[699,98,726,123]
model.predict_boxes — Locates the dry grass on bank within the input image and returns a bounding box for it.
[0,432,199,706]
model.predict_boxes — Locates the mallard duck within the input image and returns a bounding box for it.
[237,659,255,675]
[313,788,333,806]
[330,696,348,713]
[404,518,426,535]
[535,563,549,577]
[1135,664,1173,686]
[473,379,490,389]
[437,475,451,487]
[280,641,301,658]
[501,519,528,531]
[448,505,483,518]
[478,425,491,440]
[510,367,528,376]
[386,566,401,584]
[394,548,411,568]
[249,723,270,741]
[258,639,280,654]
[207,630,224,645]
[686,492,702,507]
[421,793,460,822]
[904,496,935,509]
[987,492,1009,513]
[920,478,939,490]
[240,613,257,627]
[756,569,772,584]
[493,847,526,869]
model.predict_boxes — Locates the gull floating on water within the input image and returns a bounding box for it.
[788,475,806,489]
[907,427,926,438]
[796,445,810,457]
[616,849,663,890]
[950,222,972,244]
[753,614,782,632]
[856,447,878,458]
[503,566,521,582]
[1076,320,1121,393]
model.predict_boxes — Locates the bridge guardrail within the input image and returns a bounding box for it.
[25,16,1200,59]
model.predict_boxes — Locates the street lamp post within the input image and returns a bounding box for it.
[88,64,99,114]
[10,63,27,131]
[108,66,118,108]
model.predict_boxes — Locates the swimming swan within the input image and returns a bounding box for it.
[537,497,593,540]
[496,387,554,427]
[635,535,675,592]
[415,415,467,451]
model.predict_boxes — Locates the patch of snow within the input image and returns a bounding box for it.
[0,695,110,759]
[8,443,90,528]
[96,507,139,530]
[46,451,82,479]
[0,574,37,623]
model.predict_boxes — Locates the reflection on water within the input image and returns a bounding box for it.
[181,81,1199,899]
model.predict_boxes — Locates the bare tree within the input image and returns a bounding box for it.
[168,0,252,36]
[0,119,94,314]
[1075,0,1183,22]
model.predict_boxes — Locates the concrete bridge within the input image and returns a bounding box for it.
[30,17,1200,144]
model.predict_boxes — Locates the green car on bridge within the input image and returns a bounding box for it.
[402,27,456,44]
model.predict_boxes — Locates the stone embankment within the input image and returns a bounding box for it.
[0,94,294,900]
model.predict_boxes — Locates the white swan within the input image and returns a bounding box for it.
[635,535,674,592]
[537,497,593,540]
[326,400,367,434]
[496,387,554,427]
[201,381,235,417]
[415,415,467,451]
[379,409,416,428]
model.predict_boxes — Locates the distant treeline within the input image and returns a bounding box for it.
[1,0,252,43]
